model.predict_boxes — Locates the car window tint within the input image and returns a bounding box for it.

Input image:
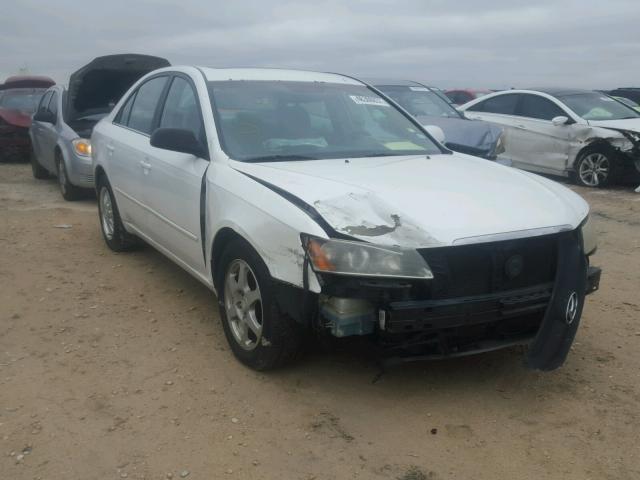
[48,92,58,117]
[127,76,168,134]
[38,92,52,112]
[115,92,136,126]
[159,77,204,140]
[468,94,519,114]
[518,94,565,120]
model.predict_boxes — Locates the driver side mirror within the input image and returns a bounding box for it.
[551,115,569,126]
[150,128,208,159]
[34,109,56,124]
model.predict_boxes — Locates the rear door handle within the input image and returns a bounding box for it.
[140,160,152,170]
[516,124,526,129]
[106,145,115,155]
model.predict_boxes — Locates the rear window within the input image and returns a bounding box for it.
[468,94,519,115]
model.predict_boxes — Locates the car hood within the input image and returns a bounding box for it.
[416,115,502,155]
[66,53,170,123]
[231,154,589,248]
[0,108,31,128]
[588,118,640,132]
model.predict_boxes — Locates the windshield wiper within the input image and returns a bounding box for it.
[242,154,319,163]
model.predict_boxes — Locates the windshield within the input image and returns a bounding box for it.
[0,88,46,114]
[558,92,640,121]
[207,80,441,162]
[376,85,461,119]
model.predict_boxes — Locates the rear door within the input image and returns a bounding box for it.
[143,74,210,274]
[30,91,53,166]
[107,75,169,232]
[39,91,61,170]
[509,94,572,173]
[464,93,521,163]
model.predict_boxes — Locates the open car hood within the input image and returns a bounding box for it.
[66,54,170,123]
[416,115,503,156]
[232,154,589,248]
[588,117,640,133]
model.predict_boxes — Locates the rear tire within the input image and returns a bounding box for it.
[216,238,303,370]
[30,148,49,179]
[574,148,614,188]
[56,153,83,200]
[97,176,141,252]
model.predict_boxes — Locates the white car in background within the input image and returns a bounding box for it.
[91,67,600,371]
[460,88,640,187]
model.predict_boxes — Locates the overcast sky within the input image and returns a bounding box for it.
[2,0,639,89]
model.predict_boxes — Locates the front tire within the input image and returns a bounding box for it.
[56,153,83,200]
[575,149,613,188]
[216,239,303,370]
[30,148,49,179]
[97,177,140,251]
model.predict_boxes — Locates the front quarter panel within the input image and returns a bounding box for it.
[206,162,326,293]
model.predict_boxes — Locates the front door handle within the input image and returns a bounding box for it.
[140,160,152,171]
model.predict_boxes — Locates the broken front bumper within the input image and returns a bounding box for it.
[310,231,600,371]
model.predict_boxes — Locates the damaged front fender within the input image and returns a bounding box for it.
[312,191,442,248]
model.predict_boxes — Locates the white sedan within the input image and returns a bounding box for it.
[460,88,640,187]
[92,67,600,370]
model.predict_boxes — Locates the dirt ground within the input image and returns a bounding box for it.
[1,162,639,480]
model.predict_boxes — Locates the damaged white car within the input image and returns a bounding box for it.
[92,67,601,371]
[460,88,640,187]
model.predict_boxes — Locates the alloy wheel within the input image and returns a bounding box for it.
[223,259,263,350]
[579,153,610,187]
[58,161,68,195]
[100,187,115,240]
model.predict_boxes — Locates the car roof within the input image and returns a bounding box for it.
[360,78,431,88]
[527,87,594,97]
[199,67,362,85]
[0,75,55,90]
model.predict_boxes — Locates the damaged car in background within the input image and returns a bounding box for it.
[368,79,505,159]
[460,88,640,187]
[0,75,55,161]
[29,54,170,200]
[92,67,601,371]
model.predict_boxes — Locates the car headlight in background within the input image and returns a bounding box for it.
[580,215,597,255]
[72,138,92,157]
[301,234,433,279]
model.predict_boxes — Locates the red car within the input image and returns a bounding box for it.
[0,75,55,161]
[445,88,493,106]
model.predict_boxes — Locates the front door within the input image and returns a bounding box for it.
[142,75,210,274]
[509,94,571,174]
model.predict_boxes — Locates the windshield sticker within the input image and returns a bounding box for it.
[349,95,390,107]
[384,141,425,151]
[409,87,429,92]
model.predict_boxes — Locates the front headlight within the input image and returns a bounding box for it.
[494,130,506,156]
[72,138,92,157]
[581,215,597,255]
[301,234,433,279]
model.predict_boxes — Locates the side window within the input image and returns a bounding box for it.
[127,76,168,134]
[468,94,519,115]
[48,91,58,117]
[38,91,52,112]
[115,92,136,126]
[518,94,566,121]
[159,77,204,141]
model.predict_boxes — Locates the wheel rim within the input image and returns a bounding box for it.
[223,259,263,351]
[58,161,67,194]
[579,153,609,187]
[99,187,115,240]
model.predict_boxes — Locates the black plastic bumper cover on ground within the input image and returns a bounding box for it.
[525,231,588,371]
